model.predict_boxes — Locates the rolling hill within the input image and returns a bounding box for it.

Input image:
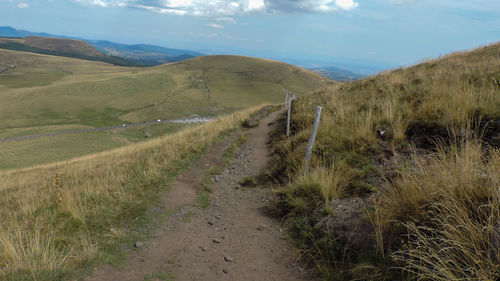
[0,26,204,65]
[91,40,204,65]
[0,49,332,169]
[0,36,138,66]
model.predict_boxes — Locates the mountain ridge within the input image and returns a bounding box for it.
[0,26,204,65]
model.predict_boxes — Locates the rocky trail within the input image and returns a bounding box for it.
[86,110,314,281]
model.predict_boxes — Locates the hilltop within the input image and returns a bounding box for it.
[0,49,331,169]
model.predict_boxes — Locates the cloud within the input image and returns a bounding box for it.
[73,0,110,7]
[206,23,224,29]
[216,17,236,24]
[265,0,359,12]
[72,0,359,16]
[17,2,29,8]
[335,0,358,10]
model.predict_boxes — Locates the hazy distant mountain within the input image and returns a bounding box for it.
[310,66,364,81]
[0,26,53,38]
[90,40,204,65]
[0,26,203,65]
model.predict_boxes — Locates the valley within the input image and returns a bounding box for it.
[0,49,329,169]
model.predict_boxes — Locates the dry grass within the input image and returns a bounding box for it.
[381,141,500,280]
[270,43,500,279]
[0,105,261,280]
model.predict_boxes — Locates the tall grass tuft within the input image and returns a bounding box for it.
[377,140,500,280]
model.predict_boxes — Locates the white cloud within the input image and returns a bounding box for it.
[17,2,29,8]
[247,0,265,11]
[206,23,224,29]
[216,17,236,23]
[335,0,358,10]
[73,0,111,7]
[72,0,359,16]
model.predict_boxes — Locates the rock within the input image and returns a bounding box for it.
[208,221,214,225]
[134,241,143,248]
[199,246,207,251]
[223,268,228,274]
[224,256,233,262]
[215,215,222,219]
[213,238,221,243]
[257,225,266,231]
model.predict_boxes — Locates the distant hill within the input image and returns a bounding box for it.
[0,26,203,65]
[90,40,204,66]
[0,26,52,38]
[24,36,105,58]
[310,66,364,81]
[0,36,138,66]
[0,49,332,168]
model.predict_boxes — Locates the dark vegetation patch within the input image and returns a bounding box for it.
[0,41,140,66]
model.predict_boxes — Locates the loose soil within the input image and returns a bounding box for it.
[86,110,314,281]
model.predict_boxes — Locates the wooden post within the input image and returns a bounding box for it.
[284,90,289,109]
[286,97,292,136]
[304,106,322,174]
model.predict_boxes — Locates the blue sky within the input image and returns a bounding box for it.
[1,0,500,70]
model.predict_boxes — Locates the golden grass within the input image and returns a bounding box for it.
[0,105,261,279]
[381,141,500,280]
[270,42,500,279]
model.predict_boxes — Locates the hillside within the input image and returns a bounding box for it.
[0,36,137,66]
[0,106,261,281]
[91,40,204,65]
[0,49,331,169]
[23,36,105,58]
[269,43,500,279]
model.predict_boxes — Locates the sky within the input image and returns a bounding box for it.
[1,0,500,71]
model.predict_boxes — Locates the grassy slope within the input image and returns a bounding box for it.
[0,49,330,169]
[0,37,136,66]
[23,36,106,58]
[270,43,500,280]
[0,106,261,280]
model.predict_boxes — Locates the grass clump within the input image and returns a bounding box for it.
[378,140,500,280]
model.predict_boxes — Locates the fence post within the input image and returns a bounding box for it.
[286,97,292,136]
[304,106,322,174]
[284,90,289,109]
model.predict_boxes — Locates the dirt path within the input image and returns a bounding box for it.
[86,110,313,281]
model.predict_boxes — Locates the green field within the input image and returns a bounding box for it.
[0,49,331,169]
[0,122,186,170]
